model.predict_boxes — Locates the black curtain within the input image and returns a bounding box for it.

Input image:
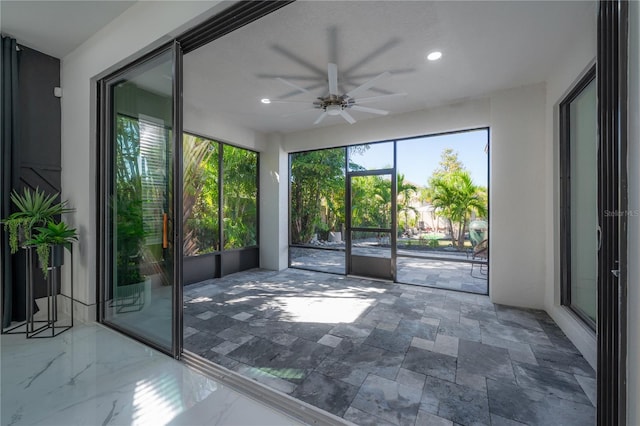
[1,36,20,328]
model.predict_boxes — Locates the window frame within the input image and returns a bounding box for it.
[182,131,260,255]
[559,64,597,330]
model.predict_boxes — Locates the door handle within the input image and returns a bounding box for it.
[163,213,168,249]
[596,225,602,250]
[611,260,620,278]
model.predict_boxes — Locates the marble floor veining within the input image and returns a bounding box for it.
[0,323,303,426]
[184,268,596,426]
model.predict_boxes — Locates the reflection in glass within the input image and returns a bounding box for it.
[183,135,219,255]
[290,148,346,245]
[351,231,391,258]
[289,247,345,274]
[106,50,174,350]
[223,145,258,249]
[569,78,597,323]
[351,174,392,229]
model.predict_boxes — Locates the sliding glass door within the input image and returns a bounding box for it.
[560,67,597,328]
[99,42,183,356]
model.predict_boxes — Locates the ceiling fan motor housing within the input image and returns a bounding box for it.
[314,95,355,113]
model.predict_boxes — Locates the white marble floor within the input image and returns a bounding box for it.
[1,323,303,426]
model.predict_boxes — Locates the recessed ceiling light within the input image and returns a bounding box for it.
[427,51,442,61]
[261,98,271,104]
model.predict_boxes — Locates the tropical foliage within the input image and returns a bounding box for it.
[182,136,258,253]
[115,115,146,286]
[429,169,487,248]
[290,148,346,244]
[223,145,258,249]
[1,187,72,254]
[26,221,78,277]
[183,135,217,255]
[351,174,392,229]
[1,188,77,278]
[397,173,418,230]
[290,145,487,251]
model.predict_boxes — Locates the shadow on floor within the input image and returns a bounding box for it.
[183,268,595,426]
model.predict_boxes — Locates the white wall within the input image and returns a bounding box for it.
[543,12,597,367]
[627,1,639,423]
[60,1,224,321]
[183,97,267,152]
[283,99,490,152]
[488,84,547,309]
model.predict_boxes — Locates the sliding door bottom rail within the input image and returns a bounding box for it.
[181,350,351,426]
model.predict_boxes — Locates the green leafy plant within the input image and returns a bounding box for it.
[1,188,73,253]
[26,221,78,278]
[428,238,440,248]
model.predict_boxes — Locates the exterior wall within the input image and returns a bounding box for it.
[543,9,597,367]
[60,1,224,322]
[627,1,639,423]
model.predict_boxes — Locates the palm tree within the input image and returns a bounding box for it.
[397,173,418,230]
[429,170,487,249]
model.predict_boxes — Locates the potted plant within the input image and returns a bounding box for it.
[26,221,78,278]
[1,188,73,254]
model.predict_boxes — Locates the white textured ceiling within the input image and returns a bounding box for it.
[184,1,595,134]
[1,0,136,58]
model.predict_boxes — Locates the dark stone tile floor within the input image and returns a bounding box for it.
[183,268,595,426]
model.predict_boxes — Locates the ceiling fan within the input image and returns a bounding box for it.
[268,63,406,125]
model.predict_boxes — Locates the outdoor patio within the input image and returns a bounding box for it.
[183,268,595,426]
[290,246,488,294]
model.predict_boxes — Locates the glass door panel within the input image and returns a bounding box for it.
[569,78,597,324]
[348,173,394,279]
[103,46,178,353]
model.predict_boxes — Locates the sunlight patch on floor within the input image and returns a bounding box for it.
[132,374,183,425]
[273,296,375,323]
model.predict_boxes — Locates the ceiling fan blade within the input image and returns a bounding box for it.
[350,105,389,116]
[275,77,310,94]
[314,112,328,125]
[355,92,407,104]
[339,110,356,124]
[346,71,391,98]
[328,63,338,95]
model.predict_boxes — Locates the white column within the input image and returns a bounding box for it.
[259,133,289,270]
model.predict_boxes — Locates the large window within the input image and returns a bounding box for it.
[560,67,597,328]
[288,130,489,294]
[183,135,258,255]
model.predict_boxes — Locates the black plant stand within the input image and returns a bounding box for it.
[20,245,74,338]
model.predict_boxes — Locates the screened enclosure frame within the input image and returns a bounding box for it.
[288,128,491,295]
[181,131,260,285]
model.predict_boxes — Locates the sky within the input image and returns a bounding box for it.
[348,129,489,188]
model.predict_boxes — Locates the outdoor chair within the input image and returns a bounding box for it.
[470,238,488,278]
